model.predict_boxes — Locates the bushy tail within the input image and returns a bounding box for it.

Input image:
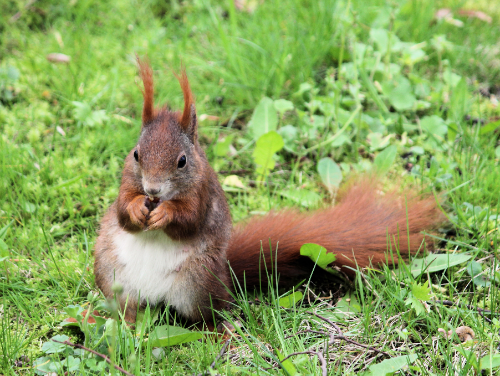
[227,180,444,289]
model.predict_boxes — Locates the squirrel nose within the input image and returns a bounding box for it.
[145,187,161,197]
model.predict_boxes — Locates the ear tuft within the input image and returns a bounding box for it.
[136,55,155,125]
[176,70,196,137]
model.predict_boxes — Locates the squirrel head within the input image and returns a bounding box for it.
[132,58,203,201]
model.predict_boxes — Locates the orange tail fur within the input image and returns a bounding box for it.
[227,180,444,289]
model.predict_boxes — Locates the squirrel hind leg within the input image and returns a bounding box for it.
[122,299,139,324]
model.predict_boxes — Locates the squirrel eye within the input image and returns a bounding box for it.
[133,150,139,162]
[177,155,187,169]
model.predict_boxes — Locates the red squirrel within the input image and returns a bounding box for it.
[94,58,443,326]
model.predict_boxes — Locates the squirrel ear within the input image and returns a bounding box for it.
[185,103,197,141]
[136,56,155,125]
[176,70,197,141]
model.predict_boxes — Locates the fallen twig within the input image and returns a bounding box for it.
[306,311,390,356]
[52,339,134,376]
[306,311,344,336]
[211,339,231,368]
[432,300,492,313]
[279,309,389,374]
[432,300,494,324]
[196,339,231,376]
[305,286,334,308]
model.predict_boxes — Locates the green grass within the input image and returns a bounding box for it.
[1,0,500,374]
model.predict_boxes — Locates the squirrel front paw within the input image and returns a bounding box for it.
[146,201,171,231]
[126,196,149,229]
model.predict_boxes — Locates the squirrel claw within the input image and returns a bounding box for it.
[146,202,171,230]
[126,196,149,229]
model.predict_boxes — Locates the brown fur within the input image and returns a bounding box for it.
[228,181,443,288]
[94,59,445,326]
[175,70,195,132]
[96,60,232,324]
[137,56,155,124]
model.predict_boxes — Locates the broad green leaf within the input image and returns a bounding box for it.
[72,101,108,127]
[280,189,321,208]
[300,243,336,273]
[363,113,386,133]
[278,124,299,153]
[382,76,416,111]
[252,131,284,179]
[85,358,107,372]
[152,348,166,360]
[443,69,462,88]
[72,101,92,120]
[278,124,298,140]
[6,66,20,81]
[481,120,500,135]
[248,97,278,138]
[467,260,482,277]
[331,133,350,147]
[410,146,425,155]
[135,310,148,337]
[420,115,448,138]
[34,356,57,375]
[317,158,342,192]
[369,354,418,375]
[448,79,469,122]
[405,296,426,315]
[370,28,389,52]
[367,132,391,151]
[91,316,106,330]
[410,254,473,277]
[103,318,118,338]
[411,280,431,300]
[274,99,294,115]
[448,122,458,142]
[0,238,9,260]
[456,347,478,370]
[302,114,326,129]
[467,260,491,287]
[42,335,70,354]
[480,354,500,370]
[495,146,500,158]
[149,325,202,347]
[23,201,36,213]
[0,221,13,239]
[214,135,234,157]
[276,349,298,375]
[279,291,303,308]
[294,82,313,97]
[66,356,81,372]
[63,305,84,320]
[88,110,108,127]
[354,42,368,61]
[402,48,426,65]
[374,145,397,175]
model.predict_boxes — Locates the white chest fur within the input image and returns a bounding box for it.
[112,230,190,305]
